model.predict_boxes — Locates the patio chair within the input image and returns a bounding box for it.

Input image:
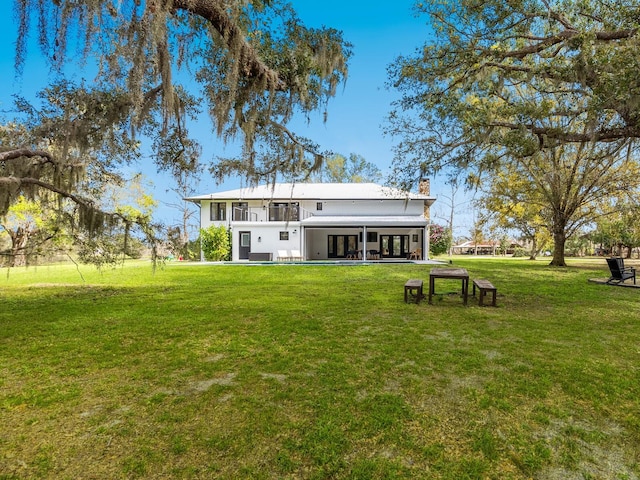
[290,249,303,261]
[606,257,636,285]
[409,248,422,260]
[277,250,290,261]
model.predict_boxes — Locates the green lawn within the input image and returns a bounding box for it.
[1,258,639,479]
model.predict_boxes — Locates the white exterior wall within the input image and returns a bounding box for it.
[235,223,302,261]
[300,199,424,217]
[199,200,303,261]
[200,198,424,226]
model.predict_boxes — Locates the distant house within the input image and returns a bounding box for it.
[186,182,436,262]
[452,239,522,255]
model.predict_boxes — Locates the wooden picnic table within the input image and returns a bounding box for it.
[428,268,469,305]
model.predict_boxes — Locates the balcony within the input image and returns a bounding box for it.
[269,204,299,222]
[231,204,312,223]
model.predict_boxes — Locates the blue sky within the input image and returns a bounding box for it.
[0,1,474,236]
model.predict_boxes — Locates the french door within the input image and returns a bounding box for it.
[380,235,410,258]
[328,235,358,258]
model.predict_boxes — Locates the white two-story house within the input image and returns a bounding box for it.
[186,181,436,262]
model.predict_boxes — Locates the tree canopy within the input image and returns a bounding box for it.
[387,0,640,185]
[2,0,352,264]
[12,0,351,182]
[387,0,640,265]
[308,153,382,183]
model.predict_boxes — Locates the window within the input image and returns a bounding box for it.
[360,231,378,243]
[210,202,226,221]
[240,232,251,247]
[280,231,289,241]
[269,202,299,221]
[316,202,323,211]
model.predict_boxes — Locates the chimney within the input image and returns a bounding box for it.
[419,178,431,220]
[419,178,430,196]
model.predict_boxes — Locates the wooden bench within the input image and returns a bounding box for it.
[472,279,497,307]
[404,279,424,304]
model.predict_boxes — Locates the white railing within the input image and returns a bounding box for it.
[230,205,314,222]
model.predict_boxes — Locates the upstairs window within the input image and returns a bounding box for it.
[210,202,226,221]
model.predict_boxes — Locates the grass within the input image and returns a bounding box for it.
[1,257,639,479]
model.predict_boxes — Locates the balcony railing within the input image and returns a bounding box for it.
[231,205,313,222]
[269,205,299,222]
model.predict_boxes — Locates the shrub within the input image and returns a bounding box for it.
[512,247,528,258]
[200,225,230,261]
[430,224,451,256]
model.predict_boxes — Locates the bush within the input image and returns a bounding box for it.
[512,247,528,258]
[200,225,231,261]
[430,224,451,256]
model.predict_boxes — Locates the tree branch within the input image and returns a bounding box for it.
[171,0,286,91]
[487,27,637,61]
[488,122,640,143]
[0,176,95,208]
[0,149,56,163]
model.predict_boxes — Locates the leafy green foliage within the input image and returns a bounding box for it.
[308,153,382,183]
[389,0,640,180]
[0,195,61,266]
[591,202,640,257]
[387,0,640,266]
[200,225,231,261]
[4,0,352,270]
[13,0,352,184]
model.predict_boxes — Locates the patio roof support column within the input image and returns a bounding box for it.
[362,225,367,262]
[424,224,430,260]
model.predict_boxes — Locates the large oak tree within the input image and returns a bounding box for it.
[387,0,640,265]
[476,141,640,264]
[2,0,351,261]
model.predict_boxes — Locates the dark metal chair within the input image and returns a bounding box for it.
[606,257,636,285]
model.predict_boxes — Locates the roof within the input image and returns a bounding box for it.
[186,182,435,203]
[301,215,428,227]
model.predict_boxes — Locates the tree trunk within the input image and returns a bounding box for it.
[529,236,538,260]
[549,225,567,267]
[9,227,30,267]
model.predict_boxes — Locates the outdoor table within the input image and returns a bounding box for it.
[428,268,470,305]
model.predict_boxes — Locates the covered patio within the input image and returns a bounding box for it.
[300,215,430,261]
